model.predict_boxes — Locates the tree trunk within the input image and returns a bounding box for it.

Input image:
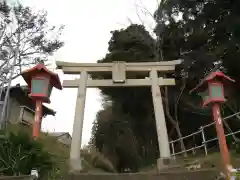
[225,104,240,142]
[223,119,240,142]
[163,86,187,157]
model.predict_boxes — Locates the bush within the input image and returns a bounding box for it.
[0,131,54,178]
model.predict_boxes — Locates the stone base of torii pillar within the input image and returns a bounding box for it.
[157,158,174,171]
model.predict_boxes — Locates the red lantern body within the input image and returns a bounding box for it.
[21,63,62,138]
[190,71,234,107]
[200,80,225,106]
[29,73,52,103]
[190,71,235,178]
[21,63,62,103]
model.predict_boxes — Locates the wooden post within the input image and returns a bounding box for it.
[33,100,42,138]
[212,103,231,179]
[69,71,88,172]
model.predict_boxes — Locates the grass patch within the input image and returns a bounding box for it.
[5,123,116,178]
[140,152,240,173]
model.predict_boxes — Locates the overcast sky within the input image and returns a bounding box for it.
[13,0,157,146]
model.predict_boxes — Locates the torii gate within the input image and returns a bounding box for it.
[56,60,182,172]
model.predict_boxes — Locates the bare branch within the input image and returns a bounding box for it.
[135,5,144,25]
[126,17,133,25]
[136,2,154,19]
[0,25,6,43]
[0,3,63,85]
[20,51,42,56]
[174,79,186,123]
[226,104,240,121]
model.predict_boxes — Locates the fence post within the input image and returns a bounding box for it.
[170,141,176,160]
[192,135,196,156]
[200,126,208,156]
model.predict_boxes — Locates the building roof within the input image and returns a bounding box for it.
[48,132,72,146]
[2,84,56,116]
[48,132,71,138]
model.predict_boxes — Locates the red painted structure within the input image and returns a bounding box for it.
[21,63,62,138]
[190,71,235,179]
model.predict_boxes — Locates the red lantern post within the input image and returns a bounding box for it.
[21,63,62,138]
[190,71,235,179]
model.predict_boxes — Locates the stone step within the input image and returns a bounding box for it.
[67,169,219,180]
[0,176,33,180]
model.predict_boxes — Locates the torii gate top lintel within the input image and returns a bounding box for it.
[56,59,182,88]
[56,60,182,73]
[56,59,182,68]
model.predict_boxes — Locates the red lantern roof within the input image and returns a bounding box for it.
[190,71,235,94]
[21,63,62,90]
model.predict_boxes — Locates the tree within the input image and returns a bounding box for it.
[91,25,159,172]
[91,0,240,171]
[135,0,188,154]
[0,2,64,84]
[154,0,240,146]
[155,0,240,81]
[0,2,64,129]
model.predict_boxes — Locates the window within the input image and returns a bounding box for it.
[210,83,223,99]
[31,79,48,94]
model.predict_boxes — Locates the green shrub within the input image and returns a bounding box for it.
[0,131,54,178]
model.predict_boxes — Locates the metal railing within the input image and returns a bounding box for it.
[170,111,240,159]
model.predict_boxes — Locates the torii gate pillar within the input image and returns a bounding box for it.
[56,60,182,172]
[151,69,171,166]
[69,71,88,171]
